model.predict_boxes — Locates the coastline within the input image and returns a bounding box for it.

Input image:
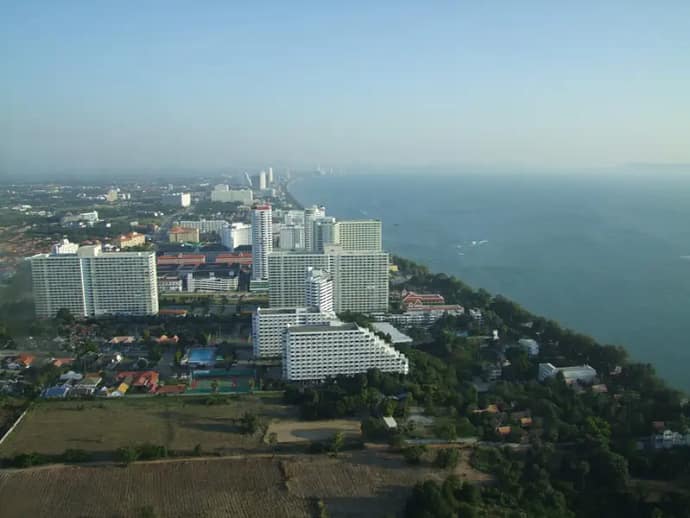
[284,180,684,396]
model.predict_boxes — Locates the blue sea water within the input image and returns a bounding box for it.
[291,172,690,393]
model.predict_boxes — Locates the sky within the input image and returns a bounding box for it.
[1,1,689,175]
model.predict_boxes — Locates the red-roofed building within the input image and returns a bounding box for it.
[158,253,206,266]
[402,291,445,307]
[153,334,179,344]
[117,371,159,392]
[51,357,75,368]
[115,231,146,249]
[215,253,252,266]
[159,308,189,317]
[156,384,186,395]
[18,354,36,367]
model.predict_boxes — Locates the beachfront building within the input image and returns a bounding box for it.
[279,224,305,250]
[210,184,254,204]
[315,219,383,252]
[251,204,273,280]
[221,222,252,251]
[268,247,389,313]
[304,205,326,252]
[282,321,409,381]
[305,267,334,313]
[252,307,336,358]
[29,242,158,318]
[538,363,597,385]
[373,304,465,328]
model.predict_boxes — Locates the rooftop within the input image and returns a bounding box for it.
[288,322,358,333]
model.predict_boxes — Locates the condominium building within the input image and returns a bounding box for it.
[176,219,229,235]
[268,248,389,313]
[252,307,336,358]
[168,226,200,243]
[538,363,597,385]
[221,222,252,251]
[305,267,334,313]
[374,305,464,328]
[315,219,382,252]
[186,273,238,292]
[60,210,99,227]
[258,170,267,190]
[52,239,79,255]
[30,243,158,318]
[304,205,326,252]
[251,204,273,280]
[210,185,254,204]
[162,192,191,207]
[279,224,305,250]
[282,321,409,381]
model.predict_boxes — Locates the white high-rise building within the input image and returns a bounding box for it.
[305,267,333,313]
[252,307,335,358]
[210,185,253,204]
[268,248,389,313]
[282,321,409,381]
[279,224,305,250]
[251,204,273,280]
[30,243,158,318]
[267,167,274,184]
[304,205,326,252]
[313,217,337,253]
[221,222,252,250]
[314,219,382,252]
[258,171,267,190]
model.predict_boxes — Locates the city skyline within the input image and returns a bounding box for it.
[2,1,690,175]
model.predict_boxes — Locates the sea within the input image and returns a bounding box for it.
[290,171,690,393]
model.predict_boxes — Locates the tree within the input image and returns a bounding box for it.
[331,431,345,457]
[55,307,74,324]
[211,379,219,394]
[434,448,460,470]
[239,412,263,435]
[267,432,278,457]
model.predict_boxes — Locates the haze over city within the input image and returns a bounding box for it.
[2,1,690,175]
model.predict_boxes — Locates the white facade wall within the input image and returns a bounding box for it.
[211,187,253,204]
[30,246,158,318]
[221,222,252,250]
[268,249,389,313]
[304,205,326,252]
[279,225,305,250]
[252,307,336,358]
[251,205,273,280]
[283,322,409,381]
[305,268,334,313]
[186,274,238,292]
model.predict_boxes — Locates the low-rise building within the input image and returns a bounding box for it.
[158,275,183,292]
[538,362,597,385]
[115,231,146,249]
[186,272,238,292]
[210,185,253,204]
[517,338,540,356]
[168,226,200,243]
[374,305,464,328]
[282,321,409,381]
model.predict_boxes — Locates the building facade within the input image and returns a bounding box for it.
[30,244,158,318]
[168,226,200,243]
[279,224,305,250]
[251,204,273,280]
[282,321,409,381]
[176,219,229,235]
[268,248,389,313]
[305,267,334,313]
[221,222,252,250]
[252,307,335,358]
[210,185,254,204]
[315,219,382,252]
[303,205,326,252]
[115,232,146,249]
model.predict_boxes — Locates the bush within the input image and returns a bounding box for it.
[116,446,139,465]
[136,443,168,460]
[7,452,50,468]
[434,448,460,470]
[61,449,92,463]
[403,445,427,465]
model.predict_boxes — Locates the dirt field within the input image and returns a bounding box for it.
[0,395,296,457]
[0,450,491,518]
[267,418,361,443]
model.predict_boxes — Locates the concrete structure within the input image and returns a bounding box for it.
[51,239,79,255]
[312,217,337,252]
[251,204,273,280]
[158,275,183,292]
[258,171,267,190]
[281,210,305,226]
[268,248,389,313]
[210,185,254,204]
[60,210,99,227]
[372,322,414,344]
[305,267,334,313]
[30,244,158,318]
[221,222,252,250]
[518,338,540,357]
[304,205,326,252]
[538,363,597,385]
[279,224,305,250]
[374,305,464,328]
[282,321,409,381]
[186,272,238,292]
[252,307,336,358]
[177,219,229,235]
[168,226,200,243]
[115,232,146,249]
[267,167,274,184]
[316,219,382,252]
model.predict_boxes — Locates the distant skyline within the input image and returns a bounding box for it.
[2,1,689,175]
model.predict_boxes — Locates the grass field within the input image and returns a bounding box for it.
[0,450,490,518]
[0,395,296,458]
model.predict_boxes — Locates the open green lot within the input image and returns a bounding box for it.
[0,395,296,457]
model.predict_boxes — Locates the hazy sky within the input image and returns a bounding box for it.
[2,1,689,174]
